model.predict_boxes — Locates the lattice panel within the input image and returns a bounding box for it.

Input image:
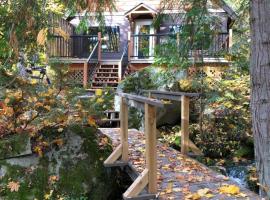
[69,69,84,84]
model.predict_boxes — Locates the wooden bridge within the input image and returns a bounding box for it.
[100,91,260,200]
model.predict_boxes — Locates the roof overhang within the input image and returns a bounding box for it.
[125,3,157,20]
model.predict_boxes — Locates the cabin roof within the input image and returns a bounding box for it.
[213,0,237,20]
[124,3,158,17]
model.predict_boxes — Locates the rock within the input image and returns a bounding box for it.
[156,101,181,127]
[0,133,32,160]
[0,125,121,200]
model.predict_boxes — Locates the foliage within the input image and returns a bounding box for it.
[179,71,252,158]
[154,0,217,69]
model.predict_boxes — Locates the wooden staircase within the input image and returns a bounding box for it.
[92,64,119,89]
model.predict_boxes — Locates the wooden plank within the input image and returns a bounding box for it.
[98,32,102,61]
[123,194,157,200]
[121,97,129,162]
[142,90,201,98]
[104,144,123,166]
[188,139,203,156]
[123,169,149,198]
[145,104,157,194]
[229,29,233,48]
[83,62,88,88]
[117,93,164,108]
[181,96,190,155]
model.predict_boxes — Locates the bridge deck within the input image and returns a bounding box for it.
[100,128,260,200]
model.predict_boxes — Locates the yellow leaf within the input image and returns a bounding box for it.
[37,28,48,46]
[218,185,240,195]
[53,27,70,41]
[7,181,20,192]
[96,98,104,103]
[165,182,173,194]
[197,188,210,197]
[186,193,201,200]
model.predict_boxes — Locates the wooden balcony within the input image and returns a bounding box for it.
[128,31,232,64]
[48,35,99,59]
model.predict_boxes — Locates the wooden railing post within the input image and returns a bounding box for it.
[145,103,157,194]
[98,32,102,62]
[118,61,122,82]
[128,32,132,62]
[181,95,190,155]
[83,62,88,88]
[229,29,233,48]
[120,97,129,162]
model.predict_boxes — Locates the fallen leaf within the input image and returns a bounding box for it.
[7,181,20,192]
[219,185,240,195]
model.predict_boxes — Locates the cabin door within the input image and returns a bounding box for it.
[134,20,154,58]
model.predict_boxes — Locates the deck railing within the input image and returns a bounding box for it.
[48,35,98,58]
[129,32,230,59]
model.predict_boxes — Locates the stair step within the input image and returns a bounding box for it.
[95,77,119,79]
[96,72,118,74]
[98,68,118,70]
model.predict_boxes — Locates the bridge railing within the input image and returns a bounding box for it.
[104,91,201,199]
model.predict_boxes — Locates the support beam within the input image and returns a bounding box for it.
[104,144,123,166]
[123,169,149,198]
[229,29,233,48]
[145,104,157,194]
[128,31,133,61]
[83,62,88,88]
[181,96,190,155]
[98,32,102,61]
[120,97,129,162]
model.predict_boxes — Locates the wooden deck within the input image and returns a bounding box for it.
[100,128,260,200]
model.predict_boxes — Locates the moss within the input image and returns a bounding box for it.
[0,134,30,159]
[0,157,50,200]
[0,125,120,200]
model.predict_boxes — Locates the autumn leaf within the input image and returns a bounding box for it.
[37,28,48,46]
[53,27,70,41]
[52,138,64,147]
[88,116,96,126]
[49,175,59,184]
[7,181,20,192]
[218,185,240,195]
[33,146,43,157]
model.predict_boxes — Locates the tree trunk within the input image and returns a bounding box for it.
[250,0,270,198]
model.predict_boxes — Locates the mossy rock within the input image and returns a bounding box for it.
[0,134,31,160]
[0,125,121,200]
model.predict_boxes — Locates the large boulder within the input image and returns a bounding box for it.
[0,125,122,200]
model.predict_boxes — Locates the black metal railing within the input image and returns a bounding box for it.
[49,35,98,58]
[131,32,229,59]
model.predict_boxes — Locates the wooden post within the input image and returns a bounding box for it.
[229,29,233,48]
[120,97,129,162]
[83,62,88,88]
[118,61,122,82]
[128,32,132,62]
[98,32,102,62]
[181,96,190,154]
[145,103,157,194]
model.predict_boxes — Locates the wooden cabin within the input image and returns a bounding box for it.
[48,0,237,89]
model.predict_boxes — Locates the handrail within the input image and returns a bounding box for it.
[118,42,129,80]
[87,41,99,63]
[117,92,164,108]
[142,90,201,98]
[120,42,129,63]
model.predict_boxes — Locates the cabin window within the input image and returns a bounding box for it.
[88,26,120,53]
